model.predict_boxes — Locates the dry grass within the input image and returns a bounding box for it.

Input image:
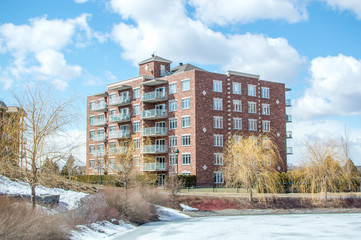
[0,196,70,240]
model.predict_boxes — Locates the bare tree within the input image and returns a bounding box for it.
[165,173,184,207]
[223,134,281,202]
[13,84,79,209]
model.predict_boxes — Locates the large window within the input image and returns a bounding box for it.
[213,80,222,93]
[249,119,257,131]
[233,100,242,112]
[133,104,140,115]
[133,138,140,149]
[89,145,95,154]
[89,130,95,139]
[182,116,190,128]
[169,82,177,94]
[248,84,256,96]
[214,171,224,184]
[169,154,177,165]
[262,104,270,115]
[182,79,190,91]
[233,117,242,130]
[169,118,177,130]
[182,98,190,109]
[214,134,223,147]
[262,87,270,99]
[213,98,223,110]
[214,116,223,129]
[89,116,95,125]
[233,82,241,95]
[169,135,177,148]
[169,100,177,112]
[133,88,140,99]
[262,120,271,132]
[133,121,140,132]
[89,101,95,110]
[182,134,191,146]
[248,102,257,114]
[182,153,191,165]
[214,153,223,165]
[263,137,271,149]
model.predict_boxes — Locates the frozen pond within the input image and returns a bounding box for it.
[117,213,361,239]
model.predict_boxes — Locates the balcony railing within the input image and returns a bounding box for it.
[92,103,107,112]
[142,91,167,103]
[286,115,292,123]
[287,147,293,155]
[141,162,168,171]
[286,131,293,139]
[90,150,105,157]
[109,96,131,107]
[109,114,131,123]
[91,119,107,127]
[141,109,167,120]
[142,145,167,154]
[286,99,292,107]
[109,130,131,139]
[109,147,127,155]
[142,127,167,136]
[93,134,106,142]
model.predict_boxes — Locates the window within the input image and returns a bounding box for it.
[234,135,242,142]
[264,155,271,166]
[109,93,116,103]
[169,136,177,148]
[169,118,177,130]
[169,100,177,112]
[182,135,191,146]
[214,171,224,184]
[160,65,166,77]
[133,138,140,149]
[214,134,223,147]
[109,141,116,150]
[248,84,256,96]
[89,145,95,154]
[133,104,140,115]
[182,171,191,176]
[97,144,104,153]
[213,80,222,92]
[169,154,177,165]
[249,119,257,131]
[89,130,95,139]
[98,114,104,122]
[133,88,140,99]
[214,116,223,129]
[233,100,242,112]
[89,101,95,110]
[110,109,116,116]
[133,121,140,132]
[89,116,95,125]
[248,102,257,114]
[214,153,223,165]
[262,104,270,115]
[98,129,104,136]
[89,160,95,169]
[134,155,140,166]
[182,79,190,91]
[262,87,269,99]
[182,116,190,128]
[182,98,190,109]
[182,153,191,165]
[213,98,223,110]
[109,125,116,136]
[169,82,177,94]
[233,118,242,130]
[233,82,241,95]
[262,120,271,132]
[263,137,271,149]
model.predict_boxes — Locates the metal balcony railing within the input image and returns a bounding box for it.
[142,127,167,136]
[92,103,107,112]
[286,115,292,123]
[287,147,293,155]
[109,130,131,139]
[91,119,107,127]
[142,91,167,102]
[286,99,292,107]
[109,96,131,106]
[91,150,105,157]
[93,134,106,142]
[142,145,167,154]
[109,114,130,123]
[141,109,167,120]
[286,131,293,139]
[141,162,168,171]
[109,147,127,155]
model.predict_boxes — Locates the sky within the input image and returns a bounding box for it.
[1,0,361,166]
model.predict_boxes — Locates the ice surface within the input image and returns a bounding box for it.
[156,205,191,221]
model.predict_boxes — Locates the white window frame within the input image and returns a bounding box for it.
[262,104,270,115]
[233,82,241,95]
[182,97,190,110]
[182,153,191,165]
[169,100,177,112]
[169,154,177,166]
[182,116,190,128]
[214,134,223,147]
[181,79,190,92]
[88,130,94,140]
[213,116,223,129]
[133,138,140,149]
[263,137,271,149]
[233,100,242,112]
[89,101,95,110]
[169,118,177,130]
[213,80,222,93]
[214,153,223,165]
[248,102,257,114]
[169,82,177,94]
[89,145,95,154]
[214,171,224,184]
[182,171,191,176]
[133,104,140,116]
[262,87,270,99]
[169,135,177,148]
[213,98,223,110]
[133,121,140,132]
[182,134,191,146]
[262,120,271,132]
[133,87,140,99]
[233,117,242,130]
[89,115,95,125]
[249,119,257,131]
[89,159,95,169]
[133,155,140,166]
[248,84,256,97]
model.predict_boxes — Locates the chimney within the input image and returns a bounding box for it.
[179,62,183,66]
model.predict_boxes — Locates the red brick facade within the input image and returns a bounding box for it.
[86,56,290,186]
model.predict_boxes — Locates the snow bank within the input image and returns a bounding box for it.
[0,175,87,210]
[156,205,191,221]
[180,204,198,211]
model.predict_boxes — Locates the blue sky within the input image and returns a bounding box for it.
[1,0,361,165]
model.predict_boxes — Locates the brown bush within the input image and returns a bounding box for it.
[138,185,170,206]
[0,196,70,240]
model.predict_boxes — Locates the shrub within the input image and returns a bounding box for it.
[178,175,196,188]
[135,174,158,186]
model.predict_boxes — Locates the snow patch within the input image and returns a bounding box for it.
[180,204,198,211]
[156,205,191,221]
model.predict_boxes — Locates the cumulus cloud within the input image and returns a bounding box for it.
[189,0,308,25]
[324,0,361,19]
[294,54,361,119]
[110,0,305,83]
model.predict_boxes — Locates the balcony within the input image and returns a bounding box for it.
[92,103,107,112]
[142,127,167,137]
[93,134,106,142]
[286,99,292,107]
[287,147,293,155]
[90,150,105,158]
[142,145,167,154]
[109,147,127,155]
[286,115,292,123]
[109,96,131,107]
[91,119,107,127]
[109,130,131,139]
[109,114,131,123]
[286,131,293,139]
[142,91,167,103]
[141,109,167,120]
[141,162,168,171]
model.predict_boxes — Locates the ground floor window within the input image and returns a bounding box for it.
[214,171,224,184]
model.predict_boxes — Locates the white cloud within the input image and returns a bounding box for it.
[189,0,308,25]
[294,54,361,119]
[324,0,361,19]
[110,0,305,83]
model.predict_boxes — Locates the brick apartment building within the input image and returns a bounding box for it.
[86,55,292,186]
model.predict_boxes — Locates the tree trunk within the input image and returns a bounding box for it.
[31,183,36,209]
[323,182,328,202]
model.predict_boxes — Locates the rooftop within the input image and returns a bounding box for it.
[138,55,172,65]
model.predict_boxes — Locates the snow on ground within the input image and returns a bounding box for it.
[0,175,87,210]
[180,203,198,211]
[156,205,191,221]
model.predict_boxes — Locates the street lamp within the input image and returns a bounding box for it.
[175,149,179,184]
